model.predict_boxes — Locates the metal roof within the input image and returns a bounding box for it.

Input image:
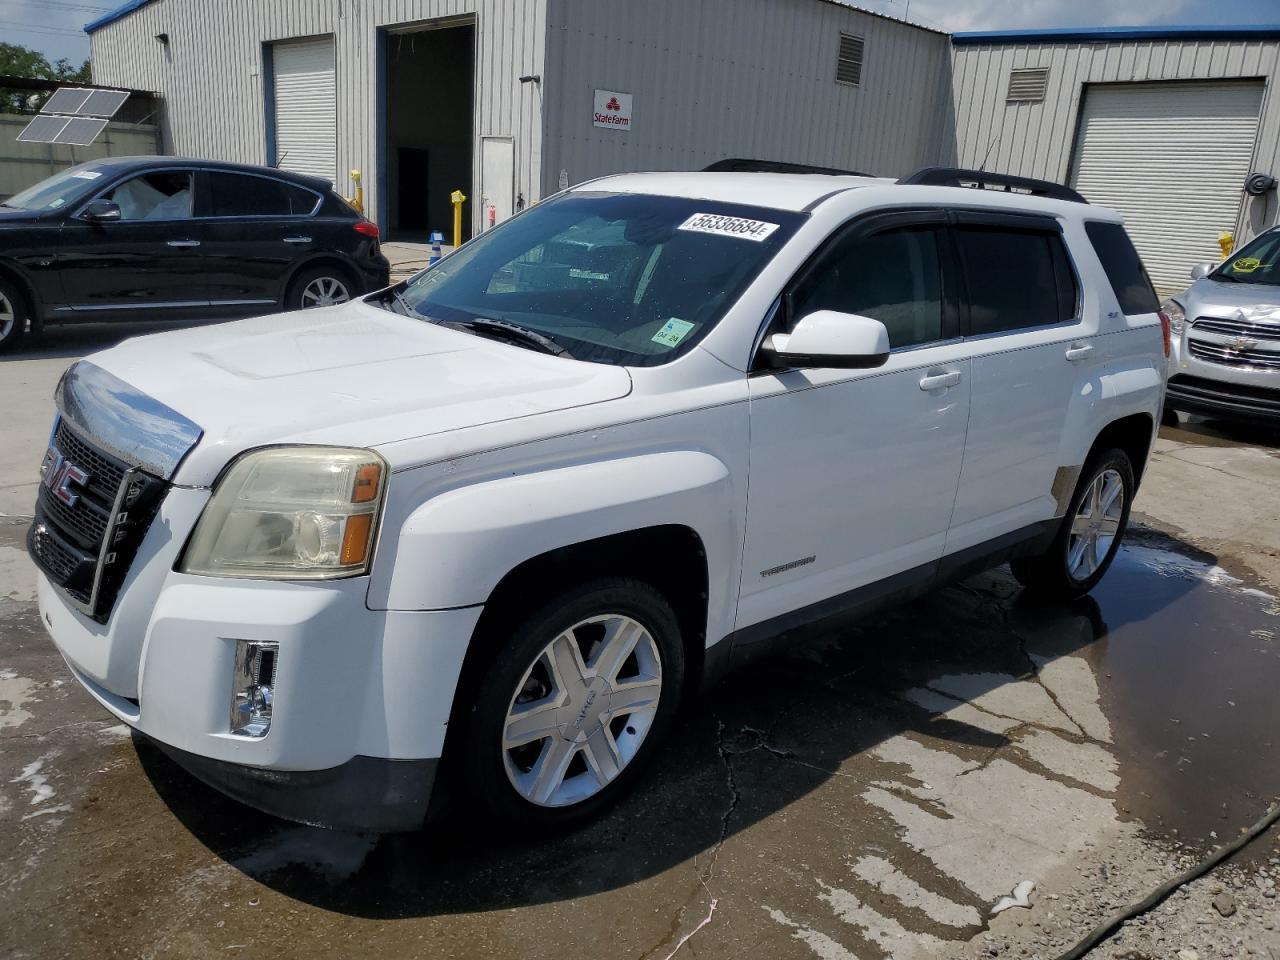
[84,0,157,34]
[953,24,1280,45]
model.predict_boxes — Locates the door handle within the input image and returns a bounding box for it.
[283,236,313,244]
[166,239,200,248]
[919,370,962,391]
[1065,341,1093,361]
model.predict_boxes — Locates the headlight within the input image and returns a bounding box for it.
[181,447,387,579]
[1160,298,1186,335]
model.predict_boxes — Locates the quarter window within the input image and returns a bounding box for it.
[789,225,945,349]
[1083,221,1162,312]
[955,227,1077,335]
[205,172,317,217]
[105,171,193,220]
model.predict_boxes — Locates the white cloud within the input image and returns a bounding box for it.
[855,0,1195,32]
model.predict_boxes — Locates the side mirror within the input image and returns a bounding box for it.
[763,310,890,369]
[81,199,121,222]
[1189,262,1215,281]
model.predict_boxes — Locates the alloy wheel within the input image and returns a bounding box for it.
[0,290,15,342]
[502,614,663,808]
[300,276,350,308]
[1067,467,1124,580]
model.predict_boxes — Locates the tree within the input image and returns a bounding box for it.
[0,42,91,114]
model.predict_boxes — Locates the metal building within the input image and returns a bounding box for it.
[86,0,954,240]
[951,25,1280,294]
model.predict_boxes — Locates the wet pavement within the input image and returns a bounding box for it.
[3,513,1278,959]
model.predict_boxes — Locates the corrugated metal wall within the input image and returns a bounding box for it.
[89,0,546,232]
[541,0,956,193]
[0,116,160,200]
[951,38,1280,242]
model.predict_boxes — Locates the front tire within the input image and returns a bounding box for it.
[1011,448,1135,599]
[0,277,27,353]
[460,578,685,828]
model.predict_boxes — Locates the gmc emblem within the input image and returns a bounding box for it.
[40,446,90,507]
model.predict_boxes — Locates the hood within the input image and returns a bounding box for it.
[1180,277,1280,321]
[0,205,41,223]
[88,300,632,485]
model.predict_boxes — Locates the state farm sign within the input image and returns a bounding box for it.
[593,89,633,130]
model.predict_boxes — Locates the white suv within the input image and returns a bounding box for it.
[29,167,1168,831]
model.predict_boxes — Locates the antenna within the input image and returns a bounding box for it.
[978,133,1001,172]
[15,87,130,146]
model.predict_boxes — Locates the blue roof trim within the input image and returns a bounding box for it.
[954,24,1280,45]
[84,0,157,34]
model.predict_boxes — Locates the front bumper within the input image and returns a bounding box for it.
[1166,374,1280,423]
[151,737,438,832]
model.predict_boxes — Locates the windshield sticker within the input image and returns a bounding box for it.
[48,198,66,208]
[1231,256,1266,273]
[651,318,696,348]
[70,170,102,180]
[677,212,780,242]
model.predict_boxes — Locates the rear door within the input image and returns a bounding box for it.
[943,212,1094,555]
[55,168,209,321]
[739,210,971,632]
[197,170,324,315]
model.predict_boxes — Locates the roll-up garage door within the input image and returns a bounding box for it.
[1069,80,1264,295]
[270,37,336,183]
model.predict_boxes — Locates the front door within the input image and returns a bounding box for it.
[54,169,208,321]
[738,212,970,632]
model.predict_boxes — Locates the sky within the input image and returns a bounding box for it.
[1,0,1278,68]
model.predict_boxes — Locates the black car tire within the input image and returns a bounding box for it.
[1010,448,1135,600]
[285,264,357,311]
[0,276,27,353]
[459,578,685,830]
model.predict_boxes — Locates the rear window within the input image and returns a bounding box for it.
[955,226,1078,335]
[1084,221,1159,314]
[206,171,318,217]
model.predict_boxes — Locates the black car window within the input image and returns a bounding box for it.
[206,172,317,217]
[105,171,194,221]
[789,225,945,349]
[955,226,1078,335]
[1084,221,1160,313]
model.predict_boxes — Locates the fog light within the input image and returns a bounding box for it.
[231,640,278,737]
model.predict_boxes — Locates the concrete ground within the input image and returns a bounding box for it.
[2,328,1278,960]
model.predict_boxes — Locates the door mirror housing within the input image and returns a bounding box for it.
[80,199,121,223]
[763,310,891,369]
[1189,262,1216,281]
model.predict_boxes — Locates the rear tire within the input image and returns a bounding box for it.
[1011,448,1134,600]
[0,277,27,353]
[1161,405,1180,427]
[459,577,685,829]
[285,264,356,311]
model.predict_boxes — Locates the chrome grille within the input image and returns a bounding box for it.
[54,419,126,500]
[1191,316,1280,341]
[1188,340,1280,369]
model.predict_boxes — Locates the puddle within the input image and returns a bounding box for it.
[1072,537,1280,844]
[1160,416,1280,452]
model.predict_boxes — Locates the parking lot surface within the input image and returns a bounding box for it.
[2,329,1279,959]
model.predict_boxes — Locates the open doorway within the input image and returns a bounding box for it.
[381,19,474,242]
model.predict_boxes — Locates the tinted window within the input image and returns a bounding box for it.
[956,227,1077,335]
[790,226,945,349]
[106,171,193,221]
[1084,221,1160,314]
[206,172,317,217]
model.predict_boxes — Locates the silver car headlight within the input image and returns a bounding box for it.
[181,447,387,580]
[1160,298,1186,335]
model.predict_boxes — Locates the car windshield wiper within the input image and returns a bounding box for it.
[441,317,570,357]
[385,288,418,316]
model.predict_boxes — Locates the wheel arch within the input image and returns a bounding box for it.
[281,253,360,300]
[1088,412,1156,486]
[0,258,40,331]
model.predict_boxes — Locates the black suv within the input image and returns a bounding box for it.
[0,156,391,351]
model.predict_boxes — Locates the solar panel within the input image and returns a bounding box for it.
[16,115,72,143]
[53,117,109,146]
[40,88,94,116]
[80,89,130,119]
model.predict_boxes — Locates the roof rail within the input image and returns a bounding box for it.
[897,167,1088,204]
[703,158,873,177]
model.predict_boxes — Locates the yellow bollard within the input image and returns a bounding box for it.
[1218,231,1234,259]
[346,169,364,214]
[451,189,467,248]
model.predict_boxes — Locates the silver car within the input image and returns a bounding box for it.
[1164,228,1280,424]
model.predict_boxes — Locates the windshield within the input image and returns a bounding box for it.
[4,164,106,212]
[394,192,804,365]
[1214,231,1280,286]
